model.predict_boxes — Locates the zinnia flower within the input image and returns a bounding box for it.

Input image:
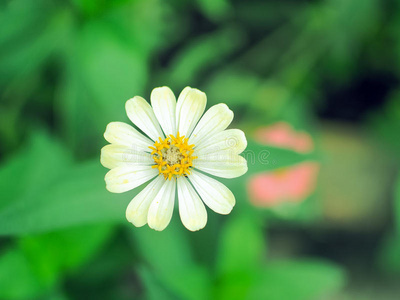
[254,122,314,153]
[101,87,248,231]
[248,161,319,207]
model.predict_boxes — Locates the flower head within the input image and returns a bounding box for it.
[248,161,319,207]
[101,87,248,231]
[255,122,314,153]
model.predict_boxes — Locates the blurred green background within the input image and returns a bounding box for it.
[1,0,400,299]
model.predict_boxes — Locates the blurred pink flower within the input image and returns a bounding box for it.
[248,161,320,207]
[254,122,314,153]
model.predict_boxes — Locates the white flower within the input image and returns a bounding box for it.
[101,86,248,231]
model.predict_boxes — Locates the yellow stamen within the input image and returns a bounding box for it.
[149,132,197,180]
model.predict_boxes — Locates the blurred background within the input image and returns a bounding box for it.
[1,0,400,299]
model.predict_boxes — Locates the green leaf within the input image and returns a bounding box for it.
[204,70,261,107]
[0,130,72,210]
[394,171,400,233]
[130,218,211,300]
[378,172,400,273]
[0,248,42,299]
[244,140,307,174]
[0,224,113,299]
[0,4,71,83]
[0,160,130,235]
[138,266,178,300]
[58,19,148,153]
[18,224,114,287]
[378,235,400,274]
[78,20,148,123]
[215,211,265,299]
[249,260,346,300]
[195,0,232,21]
[162,27,246,88]
[217,212,265,276]
[0,130,133,235]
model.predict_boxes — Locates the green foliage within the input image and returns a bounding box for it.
[249,260,346,300]
[1,0,398,298]
[378,172,400,273]
[215,212,265,299]
[0,248,41,299]
[130,219,212,300]
[160,26,246,90]
[0,224,112,299]
[0,131,132,235]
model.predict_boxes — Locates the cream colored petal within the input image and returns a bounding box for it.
[194,153,248,178]
[176,87,206,137]
[126,176,165,227]
[105,165,158,193]
[100,144,154,169]
[188,170,235,214]
[189,104,233,145]
[147,179,176,231]
[126,96,164,141]
[175,86,191,127]
[151,86,177,136]
[104,122,153,151]
[177,177,207,231]
[194,129,247,155]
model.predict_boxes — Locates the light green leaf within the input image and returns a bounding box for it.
[195,0,232,21]
[249,260,346,300]
[162,27,246,88]
[78,20,148,123]
[0,224,113,299]
[217,212,265,276]
[0,131,133,235]
[0,131,72,210]
[18,224,113,287]
[58,19,148,152]
[138,266,181,300]
[130,219,211,300]
[215,211,265,299]
[204,70,261,107]
[0,248,42,299]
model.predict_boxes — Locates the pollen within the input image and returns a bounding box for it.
[149,132,197,180]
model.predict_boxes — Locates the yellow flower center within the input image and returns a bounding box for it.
[149,132,197,180]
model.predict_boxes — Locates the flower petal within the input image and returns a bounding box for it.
[126,176,165,227]
[176,87,206,137]
[151,86,177,136]
[100,144,154,169]
[105,165,158,193]
[194,153,248,178]
[126,96,164,141]
[194,129,247,155]
[188,170,235,214]
[177,177,207,231]
[104,122,153,151]
[147,179,176,231]
[189,103,233,145]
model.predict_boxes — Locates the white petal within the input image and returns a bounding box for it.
[105,165,158,193]
[176,87,206,137]
[147,179,176,231]
[194,153,248,178]
[177,177,207,231]
[126,96,164,141]
[100,144,154,169]
[126,176,165,227]
[104,122,153,151]
[189,104,233,145]
[188,170,235,214]
[195,129,247,155]
[175,87,190,126]
[151,87,177,136]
